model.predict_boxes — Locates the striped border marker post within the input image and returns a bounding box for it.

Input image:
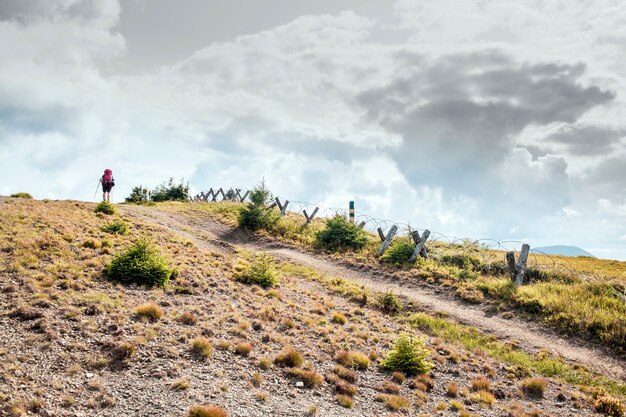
[349,201,355,223]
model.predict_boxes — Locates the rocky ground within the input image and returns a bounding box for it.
[0,198,623,417]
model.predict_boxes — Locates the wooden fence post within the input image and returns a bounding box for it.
[303,207,319,225]
[505,251,516,281]
[217,188,225,201]
[409,229,430,263]
[514,244,530,286]
[377,225,398,256]
[240,191,250,202]
[410,230,429,259]
[274,197,289,215]
[357,221,366,229]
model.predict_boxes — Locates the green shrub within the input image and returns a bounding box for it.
[440,254,482,270]
[378,291,402,314]
[238,180,280,231]
[94,201,116,215]
[107,239,172,287]
[125,186,150,203]
[151,178,190,202]
[233,254,279,288]
[101,220,130,235]
[380,333,432,375]
[10,192,32,199]
[381,238,414,264]
[315,215,368,252]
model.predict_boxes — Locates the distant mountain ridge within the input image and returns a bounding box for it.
[531,245,595,258]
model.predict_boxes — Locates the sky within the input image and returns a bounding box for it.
[1,0,625,260]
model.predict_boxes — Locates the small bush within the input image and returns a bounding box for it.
[94,201,116,215]
[187,405,228,417]
[378,291,402,314]
[381,238,414,264]
[274,346,304,368]
[125,186,150,203]
[151,178,190,202]
[237,180,280,231]
[315,215,368,252]
[233,254,279,288]
[595,395,625,417]
[101,220,130,235]
[10,192,32,199]
[335,350,370,370]
[191,337,213,358]
[135,302,163,321]
[380,333,432,375]
[521,376,548,398]
[440,254,482,270]
[107,239,172,287]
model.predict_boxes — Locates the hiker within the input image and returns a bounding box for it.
[100,169,115,202]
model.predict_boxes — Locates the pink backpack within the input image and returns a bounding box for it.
[102,169,114,186]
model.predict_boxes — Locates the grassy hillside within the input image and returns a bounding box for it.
[0,198,624,417]
[159,201,626,353]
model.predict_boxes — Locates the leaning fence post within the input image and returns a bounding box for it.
[274,197,289,215]
[377,228,386,242]
[514,244,530,286]
[240,191,250,202]
[303,207,319,225]
[357,221,366,229]
[377,225,398,256]
[505,251,516,281]
[409,230,430,263]
[410,230,429,259]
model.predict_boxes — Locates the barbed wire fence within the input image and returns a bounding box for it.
[192,187,594,285]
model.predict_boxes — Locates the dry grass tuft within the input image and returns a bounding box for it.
[286,368,324,388]
[190,337,213,359]
[471,376,491,392]
[187,405,228,417]
[335,350,370,370]
[177,311,198,325]
[274,346,304,368]
[336,394,354,409]
[521,376,548,399]
[234,341,253,357]
[135,302,163,321]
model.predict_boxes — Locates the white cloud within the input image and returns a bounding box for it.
[1,1,625,259]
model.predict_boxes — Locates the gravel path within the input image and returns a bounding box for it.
[121,205,626,382]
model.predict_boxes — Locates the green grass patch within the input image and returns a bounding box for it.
[407,312,626,397]
[101,220,130,235]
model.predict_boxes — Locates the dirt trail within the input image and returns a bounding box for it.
[122,205,626,382]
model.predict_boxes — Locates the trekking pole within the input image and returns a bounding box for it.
[93,181,101,200]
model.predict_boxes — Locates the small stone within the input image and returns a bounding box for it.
[295,381,304,388]
[86,372,94,378]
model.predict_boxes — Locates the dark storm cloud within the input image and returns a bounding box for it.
[545,125,624,155]
[358,51,614,189]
